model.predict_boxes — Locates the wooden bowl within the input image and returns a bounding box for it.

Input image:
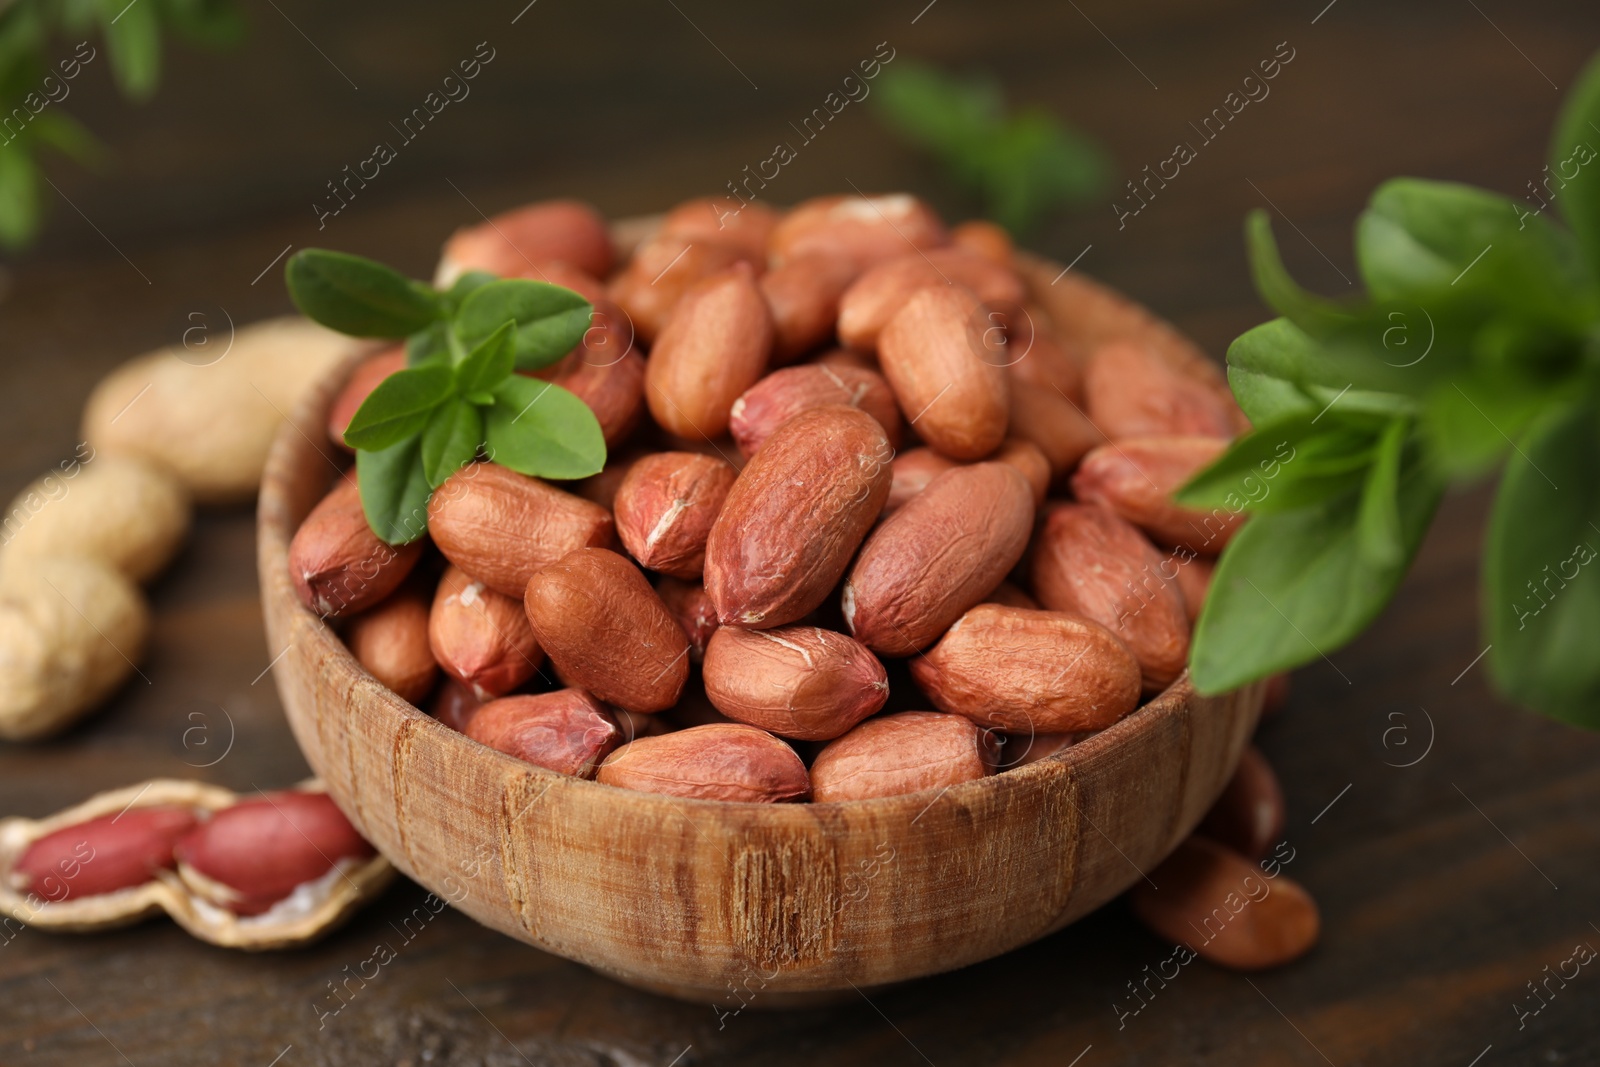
[259,233,1262,1004]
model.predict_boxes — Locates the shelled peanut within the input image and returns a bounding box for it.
[0,779,391,949]
[292,191,1256,811]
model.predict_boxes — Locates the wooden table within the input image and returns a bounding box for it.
[3,1,1598,1062]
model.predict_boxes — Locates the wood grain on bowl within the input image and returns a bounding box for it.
[258,220,1263,1003]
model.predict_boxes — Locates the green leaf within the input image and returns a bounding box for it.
[442,269,498,313]
[454,320,515,396]
[406,322,451,367]
[0,145,41,250]
[29,112,107,167]
[1485,400,1600,727]
[1549,49,1600,283]
[285,249,442,338]
[1356,417,1407,566]
[419,398,483,488]
[1225,319,1320,422]
[101,0,162,100]
[483,375,606,480]
[1189,456,1444,694]
[1246,210,1358,334]
[161,0,246,47]
[342,363,454,450]
[356,435,432,545]
[1355,178,1597,329]
[454,280,591,371]
[1176,411,1389,514]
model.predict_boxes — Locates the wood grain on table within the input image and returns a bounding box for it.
[2,1,1598,1063]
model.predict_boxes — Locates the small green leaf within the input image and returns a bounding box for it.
[1246,211,1358,335]
[454,320,515,396]
[101,0,162,100]
[356,435,432,545]
[1356,417,1408,567]
[286,249,442,338]
[0,145,41,250]
[343,363,454,450]
[442,270,498,313]
[1176,411,1389,514]
[455,280,592,371]
[1485,399,1600,727]
[419,398,483,488]
[483,375,606,480]
[1189,455,1444,694]
[29,112,107,168]
[1548,49,1600,283]
[406,322,451,367]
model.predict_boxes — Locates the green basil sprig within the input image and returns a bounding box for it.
[1186,49,1600,728]
[285,249,605,545]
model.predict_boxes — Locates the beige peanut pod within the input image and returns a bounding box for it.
[811,711,996,802]
[0,557,150,741]
[644,263,774,440]
[0,454,190,583]
[702,625,888,740]
[877,285,1010,461]
[910,604,1141,734]
[843,463,1035,656]
[523,548,689,713]
[704,406,893,629]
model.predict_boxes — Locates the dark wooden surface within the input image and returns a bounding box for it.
[4,1,1599,1063]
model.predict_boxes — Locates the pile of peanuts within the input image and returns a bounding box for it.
[1,781,388,947]
[293,192,1261,802]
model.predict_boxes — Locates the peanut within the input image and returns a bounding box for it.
[987,438,1050,508]
[328,346,406,450]
[984,580,1039,610]
[844,463,1035,656]
[1,454,191,583]
[573,447,646,510]
[429,565,544,701]
[1006,385,1102,480]
[597,723,810,802]
[729,363,903,457]
[290,478,423,618]
[1003,731,1082,769]
[656,577,719,661]
[704,406,892,628]
[523,547,689,713]
[1084,341,1239,440]
[759,253,859,363]
[645,263,773,440]
[464,690,621,777]
[1176,556,1215,625]
[427,462,614,598]
[1029,503,1190,692]
[345,583,437,704]
[811,347,879,374]
[910,605,1141,733]
[429,676,485,733]
[883,447,956,514]
[435,198,614,286]
[0,557,150,741]
[811,711,996,802]
[1199,746,1286,861]
[1071,436,1242,554]
[769,193,948,271]
[1130,837,1319,970]
[175,791,375,916]
[609,235,752,345]
[877,285,1010,461]
[553,348,647,449]
[613,452,737,579]
[702,625,887,740]
[837,247,1025,353]
[12,806,198,902]
[660,196,780,261]
[1006,309,1084,405]
[950,219,1014,267]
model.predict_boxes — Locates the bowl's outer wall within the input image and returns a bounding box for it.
[258,234,1262,1001]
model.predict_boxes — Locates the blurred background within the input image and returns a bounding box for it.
[4,1,1600,1064]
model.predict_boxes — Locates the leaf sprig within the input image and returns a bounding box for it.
[870,58,1110,235]
[286,250,606,545]
[1186,50,1600,728]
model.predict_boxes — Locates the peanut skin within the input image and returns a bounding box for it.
[837,247,1025,353]
[437,199,614,285]
[1130,837,1319,971]
[1029,503,1191,692]
[1071,436,1243,554]
[14,806,198,902]
[878,285,1010,461]
[1084,340,1239,440]
[345,584,438,704]
[328,346,405,450]
[644,263,774,439]
[429,565,544,701]
[656,577,719,661]
[811,711,996,802]
[465,690,621,778]
[702,626,888,740]
[910,605,1141,734]
[704,406,893,629]
[769,193,948,272]
[1198,746,1286,861]
[289,478,422,619]
[613,452,737,579]
[760,253,860,364]
[884,447,957,514]
[843,463,1035,656]
[427,462,614,598]
[523,548,690,713]
[597,723,811,802]
[608,235,753,345]
[729,363,903,457]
